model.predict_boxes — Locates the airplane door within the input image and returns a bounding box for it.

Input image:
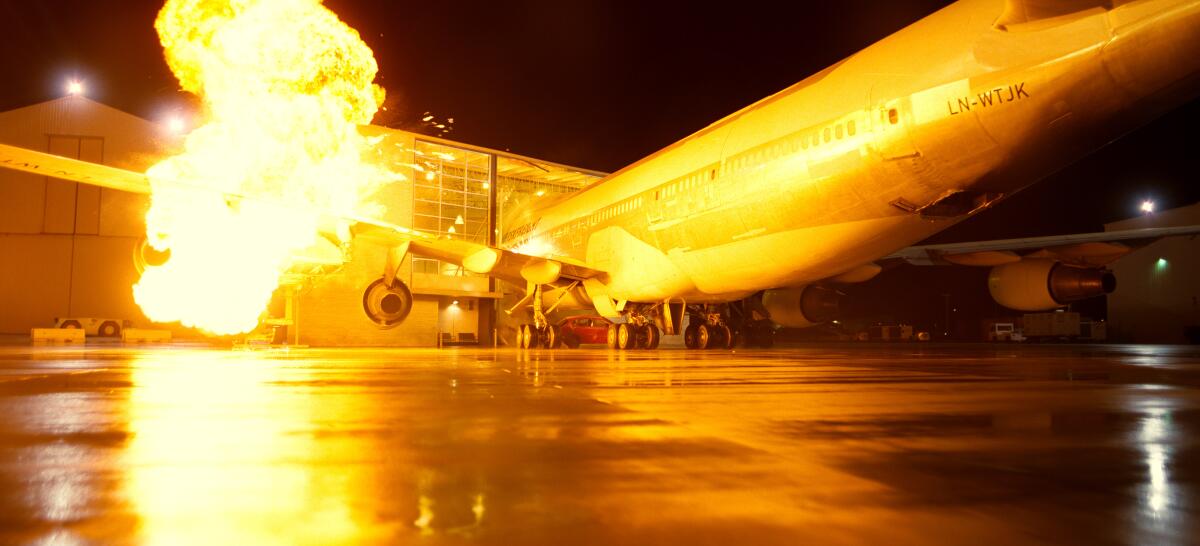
[872,95,919,161]
[869,90,949,209]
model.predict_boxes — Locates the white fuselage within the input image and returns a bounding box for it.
[501,0,1200,304]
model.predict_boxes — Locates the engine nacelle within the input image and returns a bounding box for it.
[987,259,1116,311]
[761,285,841,328]
[132,237,171,274]
[362,276,413,328]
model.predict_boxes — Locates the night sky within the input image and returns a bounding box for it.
[1,0,1196,334]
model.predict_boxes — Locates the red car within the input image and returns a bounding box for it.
[557,316,611,347]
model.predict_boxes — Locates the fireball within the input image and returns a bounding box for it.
[135,0,394,335]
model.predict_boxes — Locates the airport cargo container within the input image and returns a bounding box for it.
[1023,312,1080,340]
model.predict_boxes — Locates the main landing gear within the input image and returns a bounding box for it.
[682,303,775,350]
[682,322,733,350]
[605,322,661,350]
[513,298,776,351]
[516,323,563,349]
[515,282,566,349]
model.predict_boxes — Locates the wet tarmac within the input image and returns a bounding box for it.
[0,341,1197,545]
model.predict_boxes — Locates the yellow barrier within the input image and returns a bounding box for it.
[31,328,85,343]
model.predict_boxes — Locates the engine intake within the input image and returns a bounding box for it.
[362,276,413,328]
[761,285,841,328]
[132,237,171,274]
[988,259,1115,311]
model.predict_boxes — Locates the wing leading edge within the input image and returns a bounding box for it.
[0,142,152,194]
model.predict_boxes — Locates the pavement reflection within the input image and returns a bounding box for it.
[0,342,1196,544]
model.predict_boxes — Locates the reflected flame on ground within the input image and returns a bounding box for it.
[122,352,369,545]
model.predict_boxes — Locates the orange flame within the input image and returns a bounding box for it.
[136,0,394,335]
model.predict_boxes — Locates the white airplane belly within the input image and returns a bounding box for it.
[672,214,955,296]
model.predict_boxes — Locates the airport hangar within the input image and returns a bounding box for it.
[0,95,606,346]
[1105,201,1200,344]
[2,96,1198,346]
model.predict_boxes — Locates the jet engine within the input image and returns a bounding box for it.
[362,276,413,328]
[132,237,171,274]
[761,285,841,328]
[987,259,1115,311]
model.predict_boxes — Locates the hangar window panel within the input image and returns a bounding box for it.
[413,140,491,277]
[414,215,440,231]
[412,258,440,275]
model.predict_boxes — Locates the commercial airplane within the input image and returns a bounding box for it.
[2,0,1200,350]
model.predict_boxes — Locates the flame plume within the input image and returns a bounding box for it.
[136,0,392,335]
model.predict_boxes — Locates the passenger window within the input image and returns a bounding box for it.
[823,127,831,142]
[847,120,856,136]
[835,125,844,139]
[888,108,899,124]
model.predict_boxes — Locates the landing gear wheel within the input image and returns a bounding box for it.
[684,324,699,349]
[543,325,561,349]
[640,324,661,349]
[98,320,121,338]
[717,324,733,349]
[606,325,619,349]
[520,324,540,349]
[616,323,635,350]
[696,324,712,350]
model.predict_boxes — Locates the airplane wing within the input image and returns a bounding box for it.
[886,225,1200,267]
[352,221,606,286]
[0,142,151,194]
[0,141,606,286]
